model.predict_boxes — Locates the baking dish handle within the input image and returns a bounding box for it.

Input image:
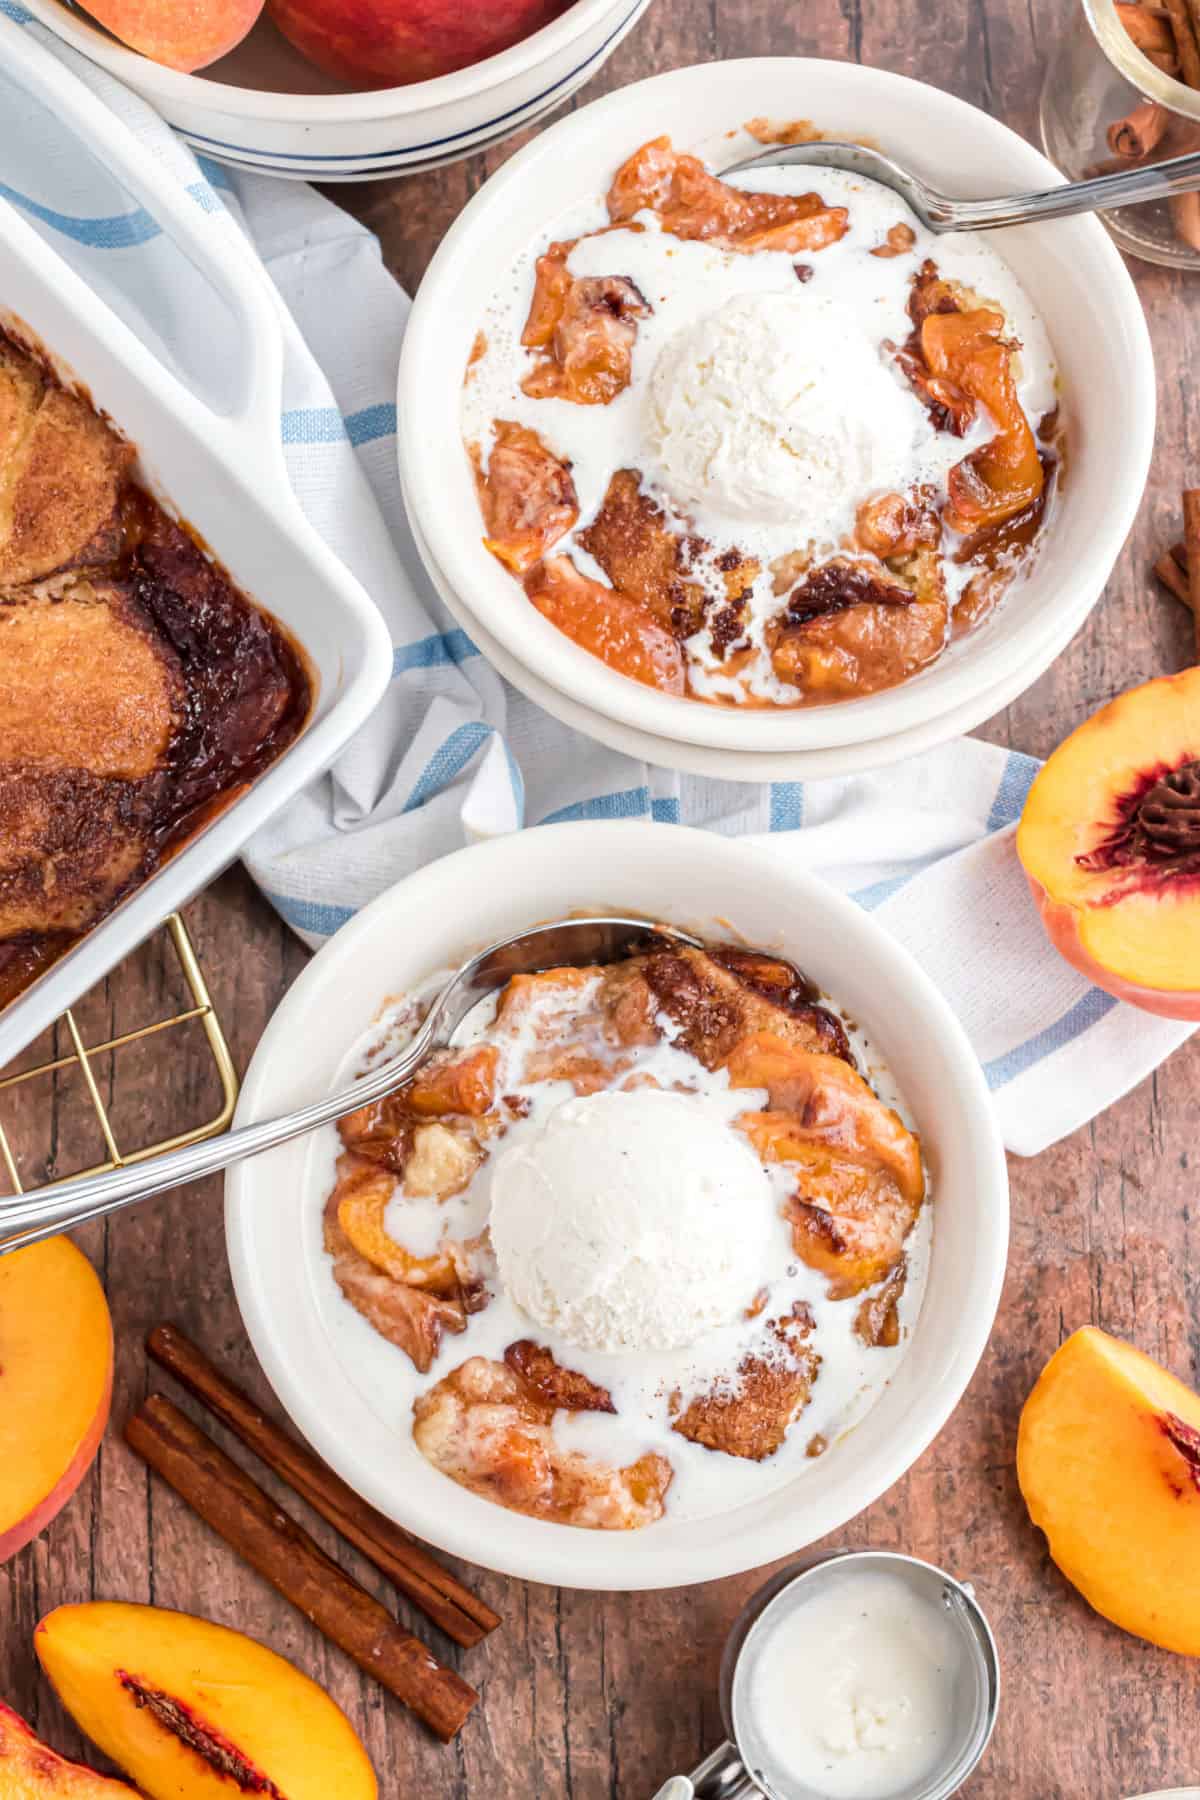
[0,16,284,451]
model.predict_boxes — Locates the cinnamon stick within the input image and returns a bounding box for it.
[1117,0,1177,51]
[1184,490,1200,652]
[146,1324,498,1650]
[1171,188,1200,247]
[1155,547,1191,604]
[1165,0,1200,84]
[1107,98,1171,155]
[125,1396,478,1743]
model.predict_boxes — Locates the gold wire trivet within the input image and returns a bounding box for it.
[0,913,238,1196]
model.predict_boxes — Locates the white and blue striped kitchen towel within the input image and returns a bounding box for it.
[1,5,1192,1156]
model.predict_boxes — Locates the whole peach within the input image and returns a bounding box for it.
[81,0,265,71]
[267,0,572,86]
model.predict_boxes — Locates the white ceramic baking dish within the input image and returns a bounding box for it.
[0,22,392,1069]
[19,0,655,182]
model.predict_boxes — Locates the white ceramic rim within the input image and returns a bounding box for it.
[23,0,636,118]
[399,57,1156,757]
[226,823,1010,1590]
[405,472,1090,780]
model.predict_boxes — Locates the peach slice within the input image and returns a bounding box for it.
[0,1238,113,1563]
[1016,670,1200,1018]
[1018,1327,1200,1654]
[0,1701,136,1796]
[36,1602,376,1800]
[80,0,265,71]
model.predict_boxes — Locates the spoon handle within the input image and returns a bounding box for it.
[0,1020,438,1256]
[936,148,1200,230]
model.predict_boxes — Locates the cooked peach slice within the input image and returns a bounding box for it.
[323,1189,468,1374]
[0,1702,135,1796]
[0,1237,113,1563]
[476,421,578,575]
[413,1356,671,1528]
[1016,670,1200,1018]
[35,1601,375,1799]
[606,136,848,254]
[770,557,948,699]
[1017,1328,1200,1654]
[729,1035,924,1295]
[406,1044,498,1117]
[921,307,1043,532]
[332,1153,474,1292]
[525,555,686,694]
[520,242,651,405]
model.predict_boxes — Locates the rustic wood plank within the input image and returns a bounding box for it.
[5,1,1200,1793]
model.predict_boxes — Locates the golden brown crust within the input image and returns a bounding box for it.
[0,341,131,590]
[0,767,152,936]
[671,1305,821,1461]
[0,333,310,1004]
[0,579,183,779]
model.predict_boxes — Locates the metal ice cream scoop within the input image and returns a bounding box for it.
[723,137,1200,232]
[650,1550,1000,1800]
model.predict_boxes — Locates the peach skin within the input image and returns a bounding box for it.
[1018,1326,1200,1655]
[79,0,265,71]
[0,1701,136,1796]
[36,1602,377,1800]
[267,0,569,87]
[0,1237,113,1564]
[1017,669,1200,1019]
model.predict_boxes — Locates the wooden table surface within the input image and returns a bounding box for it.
[3,3,1200,1796]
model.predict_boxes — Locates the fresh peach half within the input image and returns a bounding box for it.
[1017,669,1200,1018]
[0,1237,113,1563]
[1018,1327,1200,1654]
[36,1602,377,1800]
[0,1701,136,1796]
[80,0,265,71]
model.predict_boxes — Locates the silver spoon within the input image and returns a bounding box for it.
[723,137,1200,231]
[0,915,701,1256]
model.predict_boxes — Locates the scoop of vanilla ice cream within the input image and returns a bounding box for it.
[489,1089,774,1354]
[646,291,932,533]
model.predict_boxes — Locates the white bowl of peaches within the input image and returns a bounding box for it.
[225,823,1008,1589]
[399,57,1156,779]
[21,0,654,179]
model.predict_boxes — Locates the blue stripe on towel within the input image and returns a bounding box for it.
[769,783,805,831]
[391,629,479,677]
[651,796,681,824]
[986,749,1041,833]
[982,988,1119,1089]
[0,181,160,248]
[851,872,913,911]
[346,403,397,446]
[264,891,356,938]
[196,156,237,195]
[541,786,651,825]
[402,720,493,813]
[281,403,397,448]
[0,4,34,22]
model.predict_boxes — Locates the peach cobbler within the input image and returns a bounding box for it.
[0,328,311,1008]
[321,934,930,1530]
[462,133,1062,709]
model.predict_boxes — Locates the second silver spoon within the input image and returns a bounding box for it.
[723,136,1200,231]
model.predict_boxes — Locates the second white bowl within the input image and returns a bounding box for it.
[399,57,1155,769]
[226,823,1008,1590]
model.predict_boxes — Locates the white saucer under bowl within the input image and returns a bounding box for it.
[226,823,1008,1590]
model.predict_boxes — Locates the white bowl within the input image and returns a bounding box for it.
[404,470,1092,781]
[399,58,1155,770]
[20,0,654,180]
[226,823,1009,1590]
